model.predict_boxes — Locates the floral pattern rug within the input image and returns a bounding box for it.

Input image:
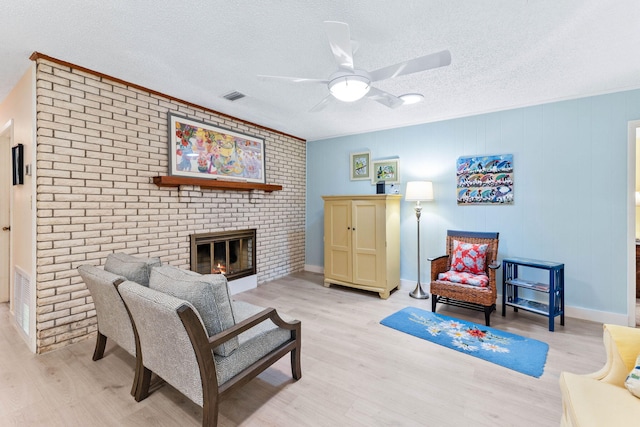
[380,307,548,378]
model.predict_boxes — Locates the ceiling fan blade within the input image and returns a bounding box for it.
[309,94,333,112]
[351,40,360,56]
[257,75,328,84]
[369,49,451,82]
[366,87,404,109]
[324,21,354,71]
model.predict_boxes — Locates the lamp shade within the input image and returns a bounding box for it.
[405,181,434,202]
[636,192,640,206]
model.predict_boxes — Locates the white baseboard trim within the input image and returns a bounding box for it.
[563,306,628,326]
[400,278,628,325]
[304,264,324,274]
[399,278,420,292]
[307,273,629,325]
[229,274,257,295]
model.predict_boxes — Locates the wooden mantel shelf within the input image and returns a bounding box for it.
[153,176,283,192]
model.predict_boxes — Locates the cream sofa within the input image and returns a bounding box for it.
[560,324,640,426]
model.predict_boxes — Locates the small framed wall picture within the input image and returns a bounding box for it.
[12,144,24,186]
[371,158,400,184]
[350,151,371,180]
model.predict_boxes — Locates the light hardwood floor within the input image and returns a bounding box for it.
[1,272,608,426]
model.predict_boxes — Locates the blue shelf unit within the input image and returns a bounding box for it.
[501,257,565,332]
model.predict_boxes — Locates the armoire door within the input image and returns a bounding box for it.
[324,200,352,282]
[352,200,384,287]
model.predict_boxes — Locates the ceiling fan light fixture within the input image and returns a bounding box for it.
[328,75,371,102]
[399,93,424,105]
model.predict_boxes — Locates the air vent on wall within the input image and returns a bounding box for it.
[222,91,246,101]
[14,266,31,337]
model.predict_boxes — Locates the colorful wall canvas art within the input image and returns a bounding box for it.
[457,154,513,204]
[169,114,266,183]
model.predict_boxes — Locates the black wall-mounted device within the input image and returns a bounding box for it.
[12,144,24,185]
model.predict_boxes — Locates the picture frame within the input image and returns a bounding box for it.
[168,113,266,184]
[456,154,513,204]
[350,151,371,180]
[371,158,400,184]
[12,144,24,186]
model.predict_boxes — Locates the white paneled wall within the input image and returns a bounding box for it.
[307,90,640,322]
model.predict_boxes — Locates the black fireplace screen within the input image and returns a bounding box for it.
[190,229,256,280]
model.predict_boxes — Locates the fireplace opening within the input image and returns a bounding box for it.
[190,229,256,281]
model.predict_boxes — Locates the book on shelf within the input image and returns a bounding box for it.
[514,298,548,311]
[508,278,549,291]
[509,278,533,286]
[531,283,550,291]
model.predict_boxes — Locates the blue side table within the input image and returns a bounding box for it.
[501,257,565,331]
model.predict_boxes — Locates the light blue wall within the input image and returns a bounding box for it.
[306,89,640,316]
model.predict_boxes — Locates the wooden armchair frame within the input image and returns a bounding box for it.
[429,230,500,326]
[175,306,301,426]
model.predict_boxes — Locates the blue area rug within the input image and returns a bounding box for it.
[380,307,548,378]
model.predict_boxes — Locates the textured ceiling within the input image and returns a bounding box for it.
[2,1,640,141]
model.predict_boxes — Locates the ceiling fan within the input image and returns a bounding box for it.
[258,21,451,112]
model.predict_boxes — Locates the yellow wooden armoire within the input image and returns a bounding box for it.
[322,194,401,299]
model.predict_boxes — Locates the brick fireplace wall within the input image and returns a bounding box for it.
[33,57,306,353]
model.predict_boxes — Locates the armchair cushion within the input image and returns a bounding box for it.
[104,253,161,286]
[149,265,238,356]
[450,239,488,274]
[214,300,293,385]
[437,271,489,287]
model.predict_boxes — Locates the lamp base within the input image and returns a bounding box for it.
[409,283,429,299]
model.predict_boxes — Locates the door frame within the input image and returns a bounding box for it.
[627,120,640,326]
[0,119,14,309]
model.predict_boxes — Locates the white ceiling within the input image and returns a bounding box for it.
[2,1,640,141]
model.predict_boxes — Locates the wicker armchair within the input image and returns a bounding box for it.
[429,230,500,326]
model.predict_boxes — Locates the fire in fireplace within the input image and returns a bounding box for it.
[190,229,256,281]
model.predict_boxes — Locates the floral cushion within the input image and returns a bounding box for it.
[438,270,489,287]
[450,240,489,274]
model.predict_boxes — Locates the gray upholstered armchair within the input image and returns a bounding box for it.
[77,253,161,395]
[117,266,301,427]
[77,265,132,360]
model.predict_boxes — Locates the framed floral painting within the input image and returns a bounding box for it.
[350,151,371,180]
[371,158,400,184]
[168,113,266,183]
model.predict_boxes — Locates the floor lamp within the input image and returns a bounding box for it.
[405,181,434,299]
